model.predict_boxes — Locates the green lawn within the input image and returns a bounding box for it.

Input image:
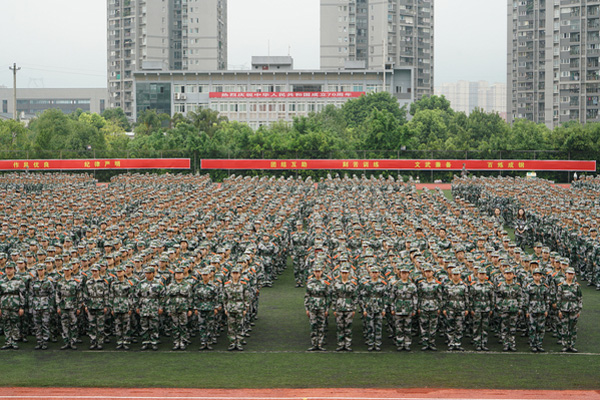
[1,264,599,389]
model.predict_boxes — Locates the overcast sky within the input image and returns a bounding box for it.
[0,0,506,89]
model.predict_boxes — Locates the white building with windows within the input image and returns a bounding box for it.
[134,58,413,130]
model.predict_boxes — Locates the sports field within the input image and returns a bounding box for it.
[0,263,598,390]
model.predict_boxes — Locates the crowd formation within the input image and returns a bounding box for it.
[0,172,585,354]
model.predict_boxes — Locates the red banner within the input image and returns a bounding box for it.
[209,92,365,99]
[0,159,190,171]
[201,159,596,171]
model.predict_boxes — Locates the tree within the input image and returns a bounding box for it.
[29,109,72,151]
[102,108,131,131]
[409,95,453,116]
[0,119,29,151]
[188,108,228,137]
[405,109,449,150]
[342,92,407,128]
[135,109,163,136]
[362,108,407,152]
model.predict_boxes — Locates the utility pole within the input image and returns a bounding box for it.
[9,63,21,121]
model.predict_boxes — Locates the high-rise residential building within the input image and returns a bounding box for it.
[107,0,227,118]
[508,0,600,128]
[435,81,507,118]
[320,0,434,99]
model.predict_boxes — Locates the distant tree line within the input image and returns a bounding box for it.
[0,93,598,181]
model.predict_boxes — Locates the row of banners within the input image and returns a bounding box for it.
[0,159,595,171]
[200,159,596,171]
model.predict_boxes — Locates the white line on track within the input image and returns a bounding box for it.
[60,350,600,356]
[0,397,569,400]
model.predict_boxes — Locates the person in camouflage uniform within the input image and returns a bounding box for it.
[0,263,25,349]
[556,267,583,352]
[136,266,165,351]
[109,266,135,350]
[330,263,357,351]
[418,264,442,351]
[443,268,469,351]
[359,266,388,351]
[55,264,81,350]
[223,266,249,351]
[84,264,109,350]
[304,264,330,351]
[194,267,221,350]
[469,268,494,351]
[390,266,418,351]
[524,267,550,352]
[29,264,55,350]
[495,268,523,351]
[165,267,193,350]
[291,220,309,287]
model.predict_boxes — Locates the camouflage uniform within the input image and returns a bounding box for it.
[136,278,165,349]
[223,278,249,349]
[417,278,442,350]
[0,275,26,348]
[524,280,550,350]
[84,277,109,348]
[495,279,523,351]
[359,277,388,350]
[469,279,494,350]
[291,229,309,286]
[330,277,357,350]
[55,276,82,347]
[443,278,469,350]
[109,277,135,348]
[194,279,220,349]
[165,278,193,349]
[390,278,418,350]
[304,276,330,350]
[556,279,583,351]
[29,275,55,348]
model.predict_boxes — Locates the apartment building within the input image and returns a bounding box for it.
[508,0,600,127]
[321,0,433,99]
[107,0,227,118]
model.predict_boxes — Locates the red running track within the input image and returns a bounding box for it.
[0,388,598,400]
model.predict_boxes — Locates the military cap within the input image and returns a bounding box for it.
[200,268,211,275]
[90,264,100,271]
[370,266,380,273]
[532,268,543,275]
[504,268,515,274]
[62,264,72,270]
[565,267,576,274]
[534,242,543,248]
[422,263,433,272]
[174,267,184,274]
[561,258,570,265]
[115,266,125,272]
[144,266,155,274]
[399,265,411,273]
[5,262,15,269]
[231,266,242,273]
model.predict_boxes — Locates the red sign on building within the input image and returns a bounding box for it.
[208,92,365,99]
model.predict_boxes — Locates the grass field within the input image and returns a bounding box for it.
[1,263,599,390]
